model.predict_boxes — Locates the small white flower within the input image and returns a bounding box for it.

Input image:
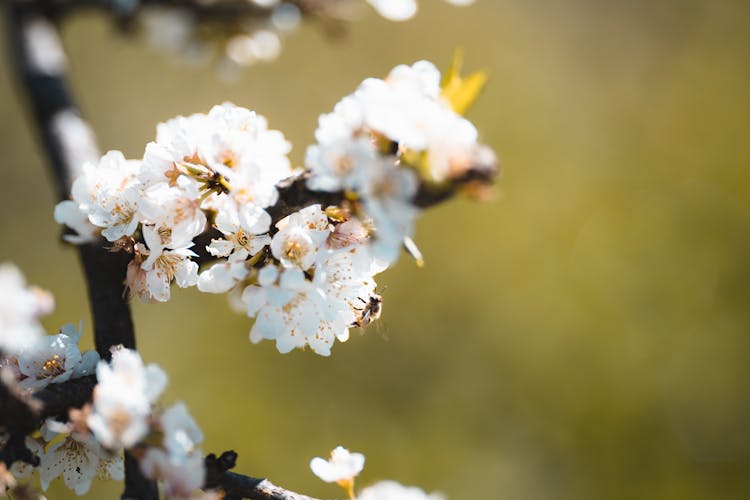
[359,159,420,265]
[39,432,123,495]
[197,199,271,294]
[357,480,446,500]
[0,263,53,354]
[315,246,381,325]
[305,138,377,193]
[139,177,207,249]
[197,251,251,294]
[68,150,143,242]
[315,95,365,146]
[139,225,199,302]
[311,60,485,184]
[54,200,99,244]
[16,323,99,391]
[140,402,205,499]
[243,267,352,356]
[87,348,167,449]
[141,447,205,500]
[310,446,365,484]
[271,205,330,270]
[153,103,293,208]
[159,402,204,459]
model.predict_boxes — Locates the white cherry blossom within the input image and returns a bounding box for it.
[0,263,53,354]
[310,445,365,483]
[141,448,205,500]
[139,177,207,249]
[138,225,199,303]
[66,150,143,242]
[357,480,445,500]
[315,246,381,326]
[311,60,485,184]
[39,432,123,495]
[314,95,365,146]
[305,137,377,193]
[359,159,419,264]
[16,323,99,391]
[141,402,205,499]
[88,348,167,450]
[197,198,271,294]
[270,205,330,270]
[54,200,99,244]
[243,267,353,356]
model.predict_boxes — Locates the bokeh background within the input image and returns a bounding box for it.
[2,0,750,498]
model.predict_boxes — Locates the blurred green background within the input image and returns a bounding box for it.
[2,0,750,498]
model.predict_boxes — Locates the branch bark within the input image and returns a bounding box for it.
[205,451,320,500]
[5,3,156,497]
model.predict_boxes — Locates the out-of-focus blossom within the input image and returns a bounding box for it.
[141,402,205,499]
[357,480,446,500]
[0,263,53,354]
[39,432,123,495]
[16,323,99,391]
[87,348,167,449]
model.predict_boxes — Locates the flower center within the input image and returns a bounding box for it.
[41,354,65,377]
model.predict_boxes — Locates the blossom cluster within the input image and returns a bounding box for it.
[311,445,445,500]
[0,265,99,395]
[0,265,205,498]
[0,263,53,353]
[1,323,99,392]
[4,345,206,497]
[55,58,495,356]
[85,347,207,498]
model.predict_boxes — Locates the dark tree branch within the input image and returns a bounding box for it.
[205,451,320,500]
[0,373,94,467]
[193,163,498,266]
[6,0,322,23]
[6,0,137,361]
[5,3,156,497]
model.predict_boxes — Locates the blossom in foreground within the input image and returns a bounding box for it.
[357,480,446,500]
[87,348,167,449]
[15,323,99,391]
[39,429,124,495]
[0,263,53,353]
[141,403,205,499]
